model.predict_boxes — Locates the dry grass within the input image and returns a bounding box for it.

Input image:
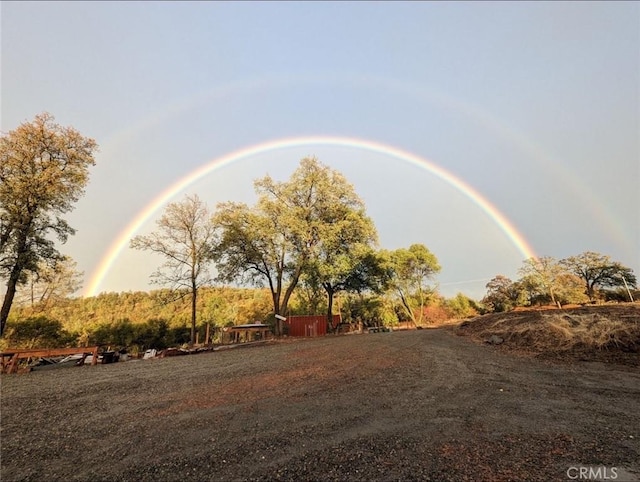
[455,304,640,364]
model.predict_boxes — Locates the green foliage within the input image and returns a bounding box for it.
[482,252,636,312]
[384,244,441,325]
[443,293,481,319]
[87,318,193,352]
[603,287,640,303]
[307,247,391,332]
[553,273,589,305]
[213,157,382,334]
[7,286,273,350]
[3,316,76,348]
[560,251,637,302]
[90,319,138,348]
[518,257,592,307]
[340,294,396,327]
[289,281,327,315]
[518,256,565,307]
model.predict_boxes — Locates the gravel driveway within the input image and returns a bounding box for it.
[1,329,639,481]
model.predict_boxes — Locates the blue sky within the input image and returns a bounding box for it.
[2,2,638,300]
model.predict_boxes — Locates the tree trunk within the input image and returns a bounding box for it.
[0,229,30,337]
[190,282,197,345]
[0,274,19,336]
[398,289,416,326]
[586,280,596,302]
[549,287,561,308]
[271,291,282,336]
[325,285,335,334]
[269,264,283,336]
[280,266,303,321]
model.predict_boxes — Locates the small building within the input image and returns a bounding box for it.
[285,314,342,337]
[222,323,272,344]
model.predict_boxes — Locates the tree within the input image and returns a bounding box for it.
[341,291,396,327]
[294,168,384,331]
[384,244,441,325]
[213,157,376,335]
[213,200,291,335]
[560,251,637,302]
[15,255,83,310]
[444,293,481,319]
[308,246,391,332]
[3,316,75,349]
[293,277,327,315]
[130,194,216,344]
[554,272,590,305]
[0,113,97,336]
[518,257,565,308]
[482,275,523,312]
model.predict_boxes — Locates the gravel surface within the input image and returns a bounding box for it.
[1,329,639,481]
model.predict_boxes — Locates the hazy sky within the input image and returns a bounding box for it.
[2,1,638,300]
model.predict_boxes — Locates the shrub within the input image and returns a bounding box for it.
[3,316,76,348]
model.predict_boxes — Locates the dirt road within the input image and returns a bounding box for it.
[1,329,639,481]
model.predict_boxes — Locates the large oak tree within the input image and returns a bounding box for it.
[213,157,376,335]
[0,113,97,336]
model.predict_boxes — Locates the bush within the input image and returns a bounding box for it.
[3,316,76,348]
[90,319,137,348]
[444,293,481,319]
[87,318,192,351]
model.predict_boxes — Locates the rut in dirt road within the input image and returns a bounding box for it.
[2,329,639,481]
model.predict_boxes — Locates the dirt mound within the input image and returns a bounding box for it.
[455,303,640,366]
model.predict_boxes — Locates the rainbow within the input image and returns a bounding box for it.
[86,136,537,296]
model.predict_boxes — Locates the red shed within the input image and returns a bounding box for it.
[285,314,342,337]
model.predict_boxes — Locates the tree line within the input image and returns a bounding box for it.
[483,252,637,312]
[3,286,481,351]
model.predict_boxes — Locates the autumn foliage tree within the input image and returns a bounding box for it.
[482,275,523,312]
[0,113,97,336]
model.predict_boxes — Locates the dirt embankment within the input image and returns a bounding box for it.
[1,309,639,481]
[456,303,640,366]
